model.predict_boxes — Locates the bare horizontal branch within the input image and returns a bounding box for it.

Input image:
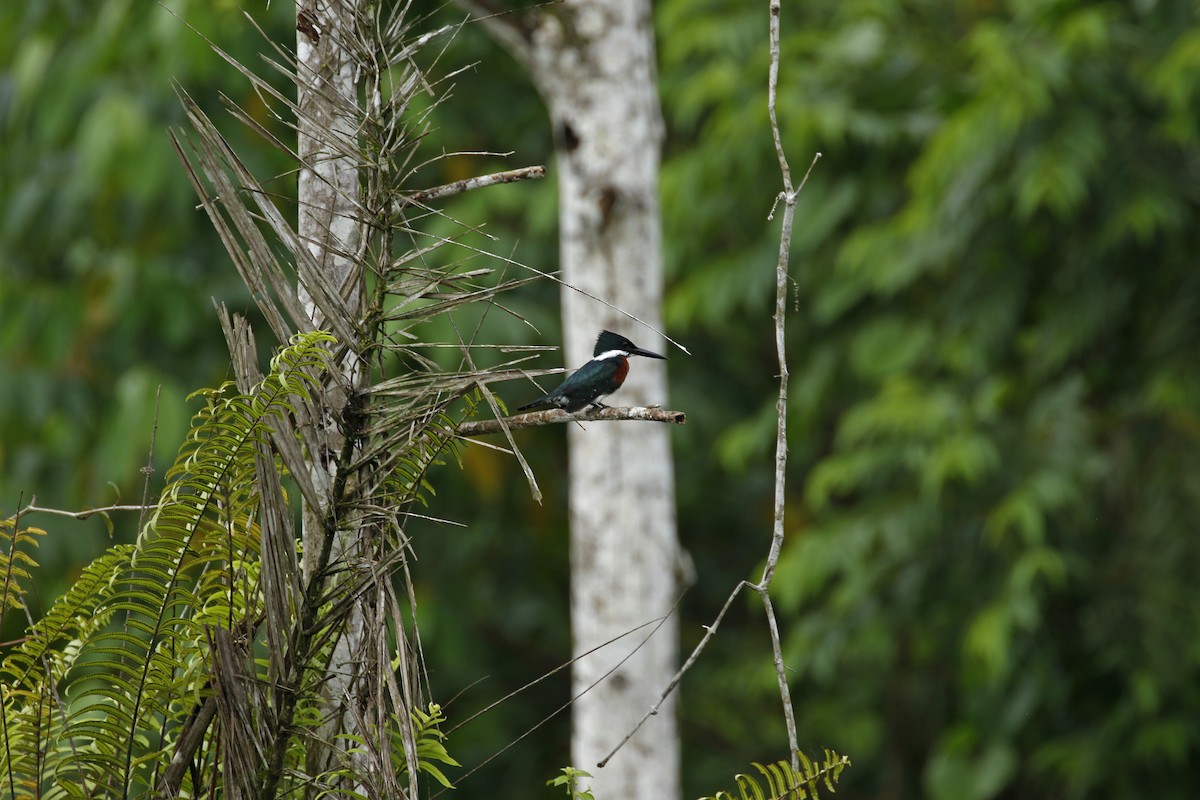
[457,406,686,437]
[396,165,546,210]
[18,501,155,520]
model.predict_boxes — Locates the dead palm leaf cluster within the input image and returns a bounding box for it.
[1,2,544,797]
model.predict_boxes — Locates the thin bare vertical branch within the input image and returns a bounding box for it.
[760,0,822,774]
[136,386,162,534]
[598,0,823,773]
[767,0,794,197]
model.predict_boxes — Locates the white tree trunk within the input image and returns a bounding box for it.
[296,0,368,781]
[297,0,363,562]
[554,9,678,800]
[465,2,680,797]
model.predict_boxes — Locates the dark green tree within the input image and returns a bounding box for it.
[659,1,1200,797]
[408,0,1200,797]
[0,1,295,595]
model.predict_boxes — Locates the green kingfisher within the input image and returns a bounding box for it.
[517,329,666,413]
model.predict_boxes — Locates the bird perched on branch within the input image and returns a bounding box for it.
[517,330,666,413]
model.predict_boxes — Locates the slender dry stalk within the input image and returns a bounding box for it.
[759,0,821,770]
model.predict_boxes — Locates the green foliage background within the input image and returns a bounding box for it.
[3,0,1199,798]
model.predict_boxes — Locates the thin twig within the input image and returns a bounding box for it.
[456,406,686,437]
[447,615,668,736]
[137,384,163,533]
[18,501,156,520]
[767,0,793,192]
[763,0,822,771]
[449,313,542,502]
[396,227,692,355]
[396,165,546,209]
[598,580,750,767]
[434,601,681,797]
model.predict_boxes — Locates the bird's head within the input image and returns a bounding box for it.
[593,329,667,361]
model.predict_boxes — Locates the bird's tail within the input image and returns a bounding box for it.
[516,395,552,412]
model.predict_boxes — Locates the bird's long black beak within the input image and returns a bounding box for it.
[630,346,667,360]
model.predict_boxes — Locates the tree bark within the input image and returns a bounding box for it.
[463,3,680,798]
[296,0,369,783]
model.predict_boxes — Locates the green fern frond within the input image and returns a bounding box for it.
[700,749,851,800]
[408,702,461,788]
[321,702,460,794]
[0,544,131,794]
[0,518,44,628]
[0,545,131,693]
[0,332,334,797]
[65,331,332,794]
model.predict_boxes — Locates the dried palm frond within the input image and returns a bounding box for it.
[1,3,545,798]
